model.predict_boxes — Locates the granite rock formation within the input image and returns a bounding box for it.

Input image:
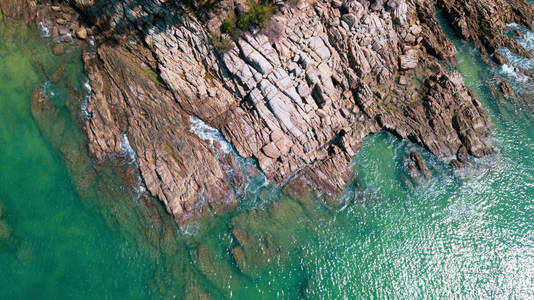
[438,0,534,59]
[2,0,534,224]
[0,0,37,24]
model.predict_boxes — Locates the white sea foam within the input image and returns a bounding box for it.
[120,133,139,166]
[501,63,530,83]
[134,175,146,196]
[80,99,89,116]
[135,184,146,194]
[119,133,148,194]
[189,116,232,153]
[179,222,200,236]
[507,23,534,51]
[189,116,273,207]
[39,22,50,37]
[118,133,149,195]
[498,24,534,91]
[500,46,534,68]
[495,49,534,94]
[246,173,270,195]
[38,82,50,102]
[81,79,92,119]
[84,79,92,93]
[42,81,55,98]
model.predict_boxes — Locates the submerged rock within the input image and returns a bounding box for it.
[407,161,422,180]
[184,280,212,300]
[499,80,516,99]
[410,151,431,178]
[231,246,247,273]
[456,146,471,164]
[0,219,12,244]
[52,44,64,55]
[0,201,13,248]
[493,51,509,65]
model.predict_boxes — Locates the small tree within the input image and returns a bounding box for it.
[246,0,276,28]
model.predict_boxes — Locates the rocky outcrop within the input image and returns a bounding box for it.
[0,0,37,23]
[76,0,493,224]
[410,151,431,178]
[82,45,241,224]
[6,0,533,224]
[437,0,534,59]
[210,0,491,191]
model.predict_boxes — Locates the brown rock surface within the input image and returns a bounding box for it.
[437,0,534,58]
[456,145,470,164]
[0,0,36,24]
[82,45,238,224]
[410,151,431,178]
[493,51,509,65]
[76,26,87,39]
[5,0,532,223]
[499,80,516,99]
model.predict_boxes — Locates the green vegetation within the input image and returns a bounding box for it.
[210,30,235,52]
[141,64,164,86]
[207,0,277,51]
[220,0,276,37]
[181,0,220,13]
[247,0,277,26]
[221,16,240,39]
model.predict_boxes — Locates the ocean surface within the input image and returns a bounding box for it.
[0,12,533,299]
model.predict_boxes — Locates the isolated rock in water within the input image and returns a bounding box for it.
[410,151,431,178]
[493,51,509,65]
[457,145,471,164]
[231,246,247,273]
[499,80,516,99]
[6,0,533,223]
[407,162,422,179]
[450,159,464,170]
[52,44,64,55]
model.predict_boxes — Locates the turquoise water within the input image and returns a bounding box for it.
[0,13,533,299]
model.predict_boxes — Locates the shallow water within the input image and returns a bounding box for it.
[0,14,533,299]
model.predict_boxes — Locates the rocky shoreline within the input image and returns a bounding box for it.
[1,0,533,224]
